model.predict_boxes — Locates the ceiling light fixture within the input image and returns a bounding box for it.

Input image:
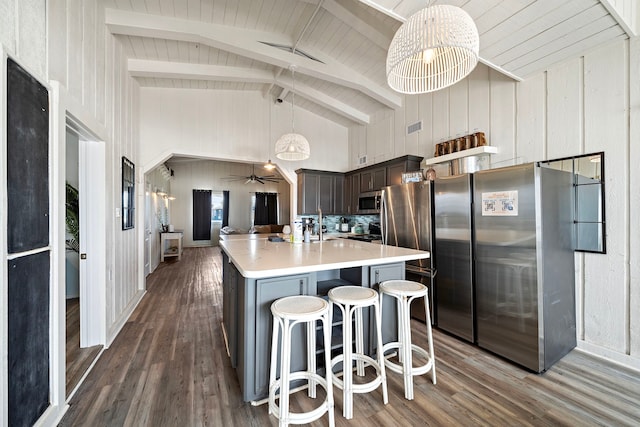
[386,3,479,94]
[275,65,310,161]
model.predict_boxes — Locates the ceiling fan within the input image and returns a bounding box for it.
[223,164,283,185]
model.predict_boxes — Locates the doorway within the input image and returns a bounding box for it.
[64,120,106,397]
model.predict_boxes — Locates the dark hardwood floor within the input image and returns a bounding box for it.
[60,247,640,426]
[65,298,102,397]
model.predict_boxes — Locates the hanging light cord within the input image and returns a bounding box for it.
[291,66,296,134]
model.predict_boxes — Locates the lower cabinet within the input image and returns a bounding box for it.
[238,274,312,402]
[225,260,406,402]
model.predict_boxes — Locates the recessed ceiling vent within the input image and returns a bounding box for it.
[407,121,422,135]
[259,41,325,64]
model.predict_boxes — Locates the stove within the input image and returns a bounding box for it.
[346,234,382,242]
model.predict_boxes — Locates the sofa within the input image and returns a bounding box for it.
[220,224,285,235]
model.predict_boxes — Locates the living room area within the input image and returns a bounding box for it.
[145,157,292,271]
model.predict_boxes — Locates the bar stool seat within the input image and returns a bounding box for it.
[379,280,436,401]
[328,286,388,419]
[269,295,335,427]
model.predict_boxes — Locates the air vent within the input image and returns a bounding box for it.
[407,121,422,135]
[358,155,368,165]
[259,42,325,64]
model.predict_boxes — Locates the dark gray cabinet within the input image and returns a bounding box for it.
[222,252,239,368]
[360,167,386,192]
[296,169,344,214]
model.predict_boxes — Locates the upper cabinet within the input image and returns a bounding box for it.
[297,156,423,215]
[296,170,344,215]
[360,167,386,192]
[346,155,424,214]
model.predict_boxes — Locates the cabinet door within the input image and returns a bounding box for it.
[343,174,352,214]
[351,173,361,213]
[333,175,344,214]
[372,167,386,191]
[360,170,373,192]
[387,162,406,187]
[252,275,311,400]
[298,173,320,214]
[318,174,334,213]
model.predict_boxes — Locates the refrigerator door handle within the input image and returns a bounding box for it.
[381,189,387,245]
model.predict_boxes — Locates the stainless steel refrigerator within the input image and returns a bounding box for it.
[473,163,576,372]
[381,181,436,324]
[434,174,475,342]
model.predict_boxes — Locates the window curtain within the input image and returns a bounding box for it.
[254,192,278,225]
[193,189,212,240]
[222,190,230,228]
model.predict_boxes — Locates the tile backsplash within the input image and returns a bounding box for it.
[298,214,380,233]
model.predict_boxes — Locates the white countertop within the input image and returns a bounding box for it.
[219,238,429,279]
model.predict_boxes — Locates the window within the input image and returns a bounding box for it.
[539,152,605,253]
[211,191,224,222]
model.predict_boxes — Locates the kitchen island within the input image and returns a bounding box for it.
[219,238,429,402]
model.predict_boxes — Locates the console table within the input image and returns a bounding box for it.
[160,231,183,262]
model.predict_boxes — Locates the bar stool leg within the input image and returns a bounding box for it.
[400,296,414,400]
[396,297,404,364]
[269,317,282,416]
[279,321,292,427]
[323,313,335,427]
[355,307,365,376]
[344,303,354,419]
[307,320,317,398]
[423,294,436,385]
[374,299,388,404]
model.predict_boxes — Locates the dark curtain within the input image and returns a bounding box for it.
[222,190,230,228]
[254,192,278,225]
[193,189,212,240]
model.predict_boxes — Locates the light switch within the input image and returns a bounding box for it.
[115,208,120,217]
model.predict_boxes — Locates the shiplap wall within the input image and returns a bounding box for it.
[139,88,350,178]
[165,160,291,247]
[349,38,640,371]
[47,0,141,345]
[1,0,142,424]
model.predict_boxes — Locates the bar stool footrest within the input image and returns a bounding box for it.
[382,342,434,376]
[330,353,385,394]
[269,371,332,425]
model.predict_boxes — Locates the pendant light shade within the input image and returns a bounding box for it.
[275,133,310,160]
[275,65,310,161]
[386,4,479,94]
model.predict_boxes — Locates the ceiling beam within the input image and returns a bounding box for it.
[105,8,402,109]
[128,59,371,124]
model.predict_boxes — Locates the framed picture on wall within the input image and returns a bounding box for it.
[122,156,135,230]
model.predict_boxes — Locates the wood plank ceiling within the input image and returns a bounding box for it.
[104,0,634,127]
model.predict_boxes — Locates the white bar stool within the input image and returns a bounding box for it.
[379,280,436,400]
[269,295,335,427]
[328,286,388,419]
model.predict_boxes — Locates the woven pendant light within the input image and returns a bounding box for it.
[275,65,310,161]
[386,4,479,94]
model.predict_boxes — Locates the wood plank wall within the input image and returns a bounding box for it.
[348,38,640,372]
[1,0,142,424]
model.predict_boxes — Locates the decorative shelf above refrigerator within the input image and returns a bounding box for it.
[424,145,498,165]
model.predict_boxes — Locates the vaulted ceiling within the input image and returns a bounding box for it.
[105,0,634,127]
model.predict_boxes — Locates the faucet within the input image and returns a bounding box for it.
[317,206,323,241]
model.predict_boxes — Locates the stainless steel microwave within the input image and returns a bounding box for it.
[358,191,381,214]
